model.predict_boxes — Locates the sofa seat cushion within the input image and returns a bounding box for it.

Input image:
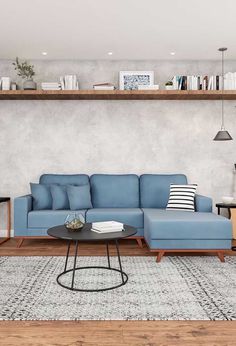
[28,210,87,229]
[143,209,232,240]
[86,208,143,229]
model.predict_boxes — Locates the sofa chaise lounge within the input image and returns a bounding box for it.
[14,174,232,262]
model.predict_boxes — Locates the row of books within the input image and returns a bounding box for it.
[171,73,236,90]
[41,76,79,90]
[60,75,79,90]
[91,221,124,233]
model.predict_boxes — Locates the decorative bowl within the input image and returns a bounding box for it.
[64,213,85,231]
[222,196,234,204]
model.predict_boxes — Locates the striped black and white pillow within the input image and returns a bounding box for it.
[166,184,197,212]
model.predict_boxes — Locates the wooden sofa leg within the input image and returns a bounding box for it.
[17,238,24,248]
[156,251,165,263]
[217,252,225,263]
[136,238,143,248]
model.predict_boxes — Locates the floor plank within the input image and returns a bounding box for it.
[0,321,235,346]
[0,238,235,345]
[0,237,235,257]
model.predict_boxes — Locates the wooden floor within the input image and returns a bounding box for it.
[0,238,236,346]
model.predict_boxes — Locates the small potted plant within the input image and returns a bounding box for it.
[165,80,173,90]
[13,57,36,90]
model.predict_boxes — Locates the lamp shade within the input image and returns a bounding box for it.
[213,130,233,141]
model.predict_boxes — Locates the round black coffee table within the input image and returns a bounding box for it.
[47,223,136,292]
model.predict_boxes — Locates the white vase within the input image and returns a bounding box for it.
[1,77,11,90]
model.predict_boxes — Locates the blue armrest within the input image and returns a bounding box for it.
[195,194,212,212]
[14,195,32,234]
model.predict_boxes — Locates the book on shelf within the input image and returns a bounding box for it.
[91,221,124,233]
[93,83,115,90]
[41,82,61,91]
[137,84,159,90]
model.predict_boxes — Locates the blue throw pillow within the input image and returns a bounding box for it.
[50,185,70,210]
[30,183,52,210]
[67,184,92,210]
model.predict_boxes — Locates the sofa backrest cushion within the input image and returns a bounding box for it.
[39,174,89,186]
[140,174,188,208]
[90,174,140,208]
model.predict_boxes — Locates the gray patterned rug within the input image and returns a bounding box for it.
[0,256,235,320]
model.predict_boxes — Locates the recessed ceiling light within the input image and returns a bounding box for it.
[170,52,176,56]
[42,52,48,56]
[108,52,113,56]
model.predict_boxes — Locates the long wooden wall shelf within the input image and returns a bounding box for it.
[0,90,236,100]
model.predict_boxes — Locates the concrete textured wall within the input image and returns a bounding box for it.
[0,59,236,233]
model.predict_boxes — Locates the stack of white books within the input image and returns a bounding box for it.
[92,221,124,233]
[60,75,79,90]
[41,82,61,90]
[93,83,115,90]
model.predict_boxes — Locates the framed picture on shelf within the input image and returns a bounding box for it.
[119,71,154,90]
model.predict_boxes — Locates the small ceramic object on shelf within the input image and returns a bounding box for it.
[165,81,173,90]
[11,82,17,90]
[222,196,234,204]
[64,213,85,231]
[23,79,37,90]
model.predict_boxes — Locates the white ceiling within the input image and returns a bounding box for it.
[0,0,236,60]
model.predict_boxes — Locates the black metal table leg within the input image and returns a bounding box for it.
[56,239,128,292]
[115,240,124,283]
[64,240,71,272]
[106,242,110,268]
[71,241,79,289]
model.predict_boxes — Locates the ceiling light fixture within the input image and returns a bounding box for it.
[42,52,48,56]
[108,52,113,56]
[170,52,176,56]
[213,47,233,141]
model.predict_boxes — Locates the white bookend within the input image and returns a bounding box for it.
[59,77,65,90]
[172,76,177,90]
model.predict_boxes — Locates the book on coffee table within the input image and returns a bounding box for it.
[91,221,124,233]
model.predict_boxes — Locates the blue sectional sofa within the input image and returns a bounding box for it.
[14,173,232,261]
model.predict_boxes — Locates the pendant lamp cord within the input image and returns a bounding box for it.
[221,49,225,129]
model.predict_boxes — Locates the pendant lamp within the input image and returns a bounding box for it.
[213,47,233,141]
